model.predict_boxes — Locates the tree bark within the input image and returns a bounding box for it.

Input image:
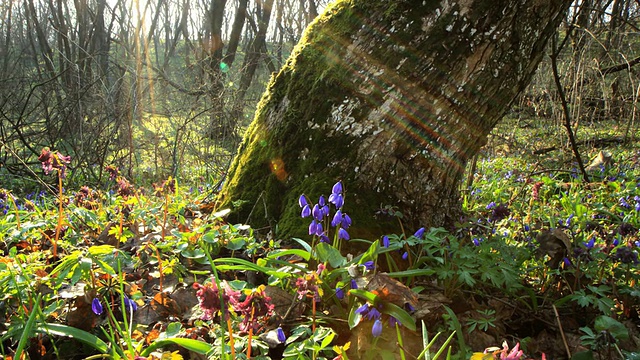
[218,0,573,239]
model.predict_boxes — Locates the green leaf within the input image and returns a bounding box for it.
[315,242,346,268]
[458,270,476,287]
[594,315,629,340]
[291,238,312,253]
[140,338,214,357]
[15,294,42,360]
[225,237,247,250]
[267,249,311,261]
[213,258,288,278]
[348,305,362,329]
[35,323,110,354]
[349,289,380,305]
[382,302,416,331]
[386,269,436,277]
[320,331,335,349]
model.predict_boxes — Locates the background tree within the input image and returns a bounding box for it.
[218,0,575,239]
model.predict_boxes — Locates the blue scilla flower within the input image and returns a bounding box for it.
[382,235,390,248]
[124,296,137,312]
[402,251,409,260]
[366,307,381,320]
[584,237,595,250]
[486,201,496,210]
[312,204,323,221]
[335,287,345,300]
[338,228,350,240]
[332,181,343,195]
[92,298,104,315]
[329,193,344,208]
[350,279,358,289]
[620,197,630,208]
[301,204,311,218]
[355,303,369,315]
[276,327,286,343]
[309,220,324,236]
[362,261,374,271]
[331,210,343,227]
[566,213,575,227]
[341,213,352,229]
[372,319,383,337]
[413,227,425,239]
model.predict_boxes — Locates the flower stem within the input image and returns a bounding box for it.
[53,172,64,258]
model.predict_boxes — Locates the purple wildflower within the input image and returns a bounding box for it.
[372,319,383,337]
[92,298,104,316]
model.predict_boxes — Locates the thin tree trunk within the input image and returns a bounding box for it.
[229,0,274,133]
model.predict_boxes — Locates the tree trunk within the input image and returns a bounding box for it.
[219,0,573,240]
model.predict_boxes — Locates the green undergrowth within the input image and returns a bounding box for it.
[0,117,639,359]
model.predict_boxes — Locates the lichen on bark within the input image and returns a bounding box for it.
[218,0,573,241]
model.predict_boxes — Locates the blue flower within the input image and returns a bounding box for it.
[486,201,496,210]
[366,307,381,320]
[321,204,330,217]
[389,316,400,327]
[620,197,630,208]
[276,327,286,343]
[350,279,358,289]
[301,204,311,218]
[92,298,104,315]
[566,213,575,227]
[372,319,383,337]
[331,210,343,227]
[402,251,409,260]
[318,195,326,207]
[563,257,571,267]
[335,287,345,300]
[309,220,318,235]
[319,234,330,243]
[312,204,323,221]
[413,227,425,239]
[329,193,344,208]
[332,181,343,195]
[124,296,137,312]
[341,214,352,229]
[355,303,369,315]
[362,261,375,271]
[584,237,595,250]
[524,224,530,232]
[382,235,390,248]
[315,222,324,236]
[338,228,350,240]
[298,195,308,208]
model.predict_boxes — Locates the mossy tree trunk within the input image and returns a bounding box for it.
[219,0,573,240]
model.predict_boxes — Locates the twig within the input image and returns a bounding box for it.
[552,304,572,359]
